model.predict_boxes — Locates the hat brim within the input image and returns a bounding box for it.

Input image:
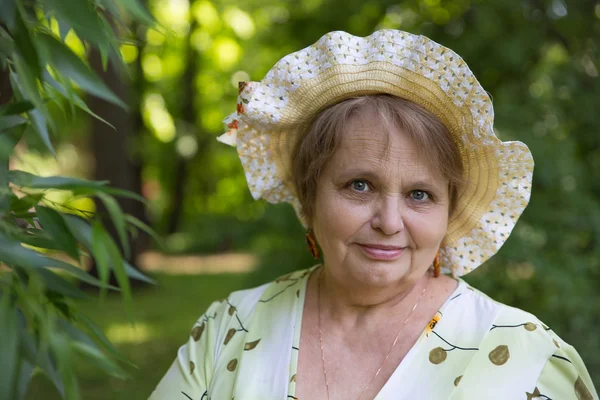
[220,30,534,276]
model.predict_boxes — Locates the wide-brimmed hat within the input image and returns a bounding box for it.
[217,30,534,277]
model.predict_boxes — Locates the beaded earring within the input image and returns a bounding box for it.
[305,229,320,259]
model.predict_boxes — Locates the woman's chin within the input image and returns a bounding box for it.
[348,260,413,289]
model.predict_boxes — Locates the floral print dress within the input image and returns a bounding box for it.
[149,267,598,400]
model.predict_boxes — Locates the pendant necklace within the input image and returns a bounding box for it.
[317,268,429,400]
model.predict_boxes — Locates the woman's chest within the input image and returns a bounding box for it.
[294,312,423,400]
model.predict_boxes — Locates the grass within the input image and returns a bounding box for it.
[25,271,253,400]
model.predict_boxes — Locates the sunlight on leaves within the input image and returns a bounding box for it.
[211,36,241,70]
[106,322,153,344]
[301,0,323,13]
[191,28,212,52]
[142,53,163,81]
[64,31,86,58]
[119,44,139,64]
[143,93,176,142]
[192,0,221,33]
[155,0,189,27]
[230,70,250,88]
[176,135,198,159]
[146,28,166,46]
[223,7,255,40]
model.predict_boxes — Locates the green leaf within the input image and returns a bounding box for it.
[71,340,127,378]
[51,333,80,400]
[0,157,6,184]
[37,33,127,109]
[118,0,156,26]
[63,214,94,248]
[124,260,155,284]
[91,221,110,299]
[11,193,44,214]
[10,65,55,156]
[0,101,34,116]
[101,187,147,203]
[35,206,80,260]
[43,71,115,128]
[55,17,71,42]
[125,215,163,249]
[0,231,115,289]
[0,291,18,400]
[14,5,41,81]
[73,186,147,203]
[8,170,108,189]
[20,328,65,397]
[0,188,16,216]
[58,319,127,377]
[15,359,35,400]
[77,314,131,365]
[0,0,16,30]
[0,115,27,131]
[97,192,130,259]
[100,230,132,316]
[47,0,109,50]
[29,109,56,157]
[13,229,66,251]
[0,123,25,161]
[63,215,155,284]
[37,268,88,299]
[0,35,14,57]
[0,114,27,131]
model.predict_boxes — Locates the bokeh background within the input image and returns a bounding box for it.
[21,0,600,397]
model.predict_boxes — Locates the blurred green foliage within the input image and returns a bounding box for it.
[9,0,600,396]
[25,272,251,400]
[0,0,157,399]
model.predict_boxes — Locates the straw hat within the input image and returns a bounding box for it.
[217,30,534,277]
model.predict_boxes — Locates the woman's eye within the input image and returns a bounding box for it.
[410,190,429,201]
[350,180,370,192]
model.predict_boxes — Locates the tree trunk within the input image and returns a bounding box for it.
[164,19,199,235]
[87,49,147,280]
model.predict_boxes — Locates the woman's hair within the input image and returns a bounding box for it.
[291,94,464,226]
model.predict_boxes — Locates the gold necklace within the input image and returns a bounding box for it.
[317,268,429,400]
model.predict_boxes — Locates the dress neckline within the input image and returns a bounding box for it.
[288,266,466,399]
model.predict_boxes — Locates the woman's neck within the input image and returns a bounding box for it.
[314,266,433,332]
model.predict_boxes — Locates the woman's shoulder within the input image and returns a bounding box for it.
[445,280,598,399]
[202,266,315,330]
[455,279,561,344]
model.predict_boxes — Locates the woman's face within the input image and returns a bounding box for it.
[312,108,450,291]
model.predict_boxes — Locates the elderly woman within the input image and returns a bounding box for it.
[150,30,597,399]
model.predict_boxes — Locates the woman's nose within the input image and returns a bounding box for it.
[371,195,405,235]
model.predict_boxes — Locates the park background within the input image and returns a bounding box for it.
[6,0,599,398]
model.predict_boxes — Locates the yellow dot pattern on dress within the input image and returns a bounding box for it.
[244,339,261,351]
[227,358,238,372]
[454,375,462,386]
[224,328,236,345]
[191,322,205,341]
[429,347,447,364]
[489,345,510,366]
[574,376,594,400]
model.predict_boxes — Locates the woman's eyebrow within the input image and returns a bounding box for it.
[336,168,381,180]
[336,168,444,188]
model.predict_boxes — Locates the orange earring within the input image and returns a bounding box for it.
[433,251,440,277]
[305,229,320,259]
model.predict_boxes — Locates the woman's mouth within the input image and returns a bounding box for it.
[356,243,405,260]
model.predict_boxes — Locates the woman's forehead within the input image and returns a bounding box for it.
[332,127,445,182]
